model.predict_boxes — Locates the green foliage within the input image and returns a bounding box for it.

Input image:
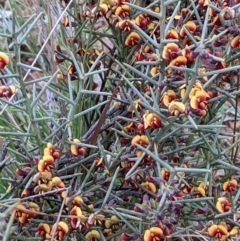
[0,0,239,240]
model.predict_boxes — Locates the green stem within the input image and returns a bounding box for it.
[12,11,43,152]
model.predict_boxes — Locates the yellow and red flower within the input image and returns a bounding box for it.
[12,204,28,226]
[61,16,77,27]
[160,90,177,107]
[20,189,31,198]
[165,29,179,39]
[97,4,109,15]
[124,122,137,135]
[51,176,65,189]
[182,82,208,99]
[34,175,64,194]
[169,56,187,67]
[208,224,228,240]
[131,135,150,146]
[143,110,162,129]
[70,138,86,156]
[179,21,197,38]
[99,0,116,13]
[223,179,237,192]
[168,56,187,74]
[136,150,153,166]
[191,182,208,197]
[62,191,83,208]
[85,230,101,240]
[150,66,160,76]
[0,85,16,98]
[94,156,104,168]
[69,206,83,229]
[125,32,141,47]
[68,63,76,75]
[189,90,208,116]
[141,181,157,193]
[37,223,51,238]
[37,155,55,172]
[144,227,163,241]
[33,170,52,183]
[115,5,130,18]
[161,168,170,181]
[44,143,60,159]
[216,197,231,213]
[168,100,186,117]
[228,226,239,237]
[104,215,120,236]
[12,202,39,226]
[33,182,52,194]
[231,36,240,49]
[61,16,69,26]
[117,19,134,32]
[135,14,150,27]
[51,221,69,240]
[182,36,194,47]
[134,45,157,62]
[0,52,9,69]
[162,43,179,60]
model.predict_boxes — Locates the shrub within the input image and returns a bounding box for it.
[0,0,240,240]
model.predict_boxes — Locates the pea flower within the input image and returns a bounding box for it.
[160,90,177,107]
[216,197,231,213]
[143,110,162,129]
[115,5,130,18]
[208,224,228,240]
[70,138,86,156]
[141,181,157,193]
[144,227,163,241]
[125,32,141,47]
[165,29,179,39]
[223,179,237,192]
[162,43,179,60]
[168,100,186,117]
[37,155,55,172]
[85,230,101,240]
[189,90,208,116]
[51,221,69,240]
[231,36,240,49]
[179,21,197,37]
[131,135,150,146]
[0,52,9,69]
[37,223,51,238]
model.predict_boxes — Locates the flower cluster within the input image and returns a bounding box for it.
[16,143,62,197]
[37,221,69,240]
[14,142,123,241]
[11,202,39,226]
